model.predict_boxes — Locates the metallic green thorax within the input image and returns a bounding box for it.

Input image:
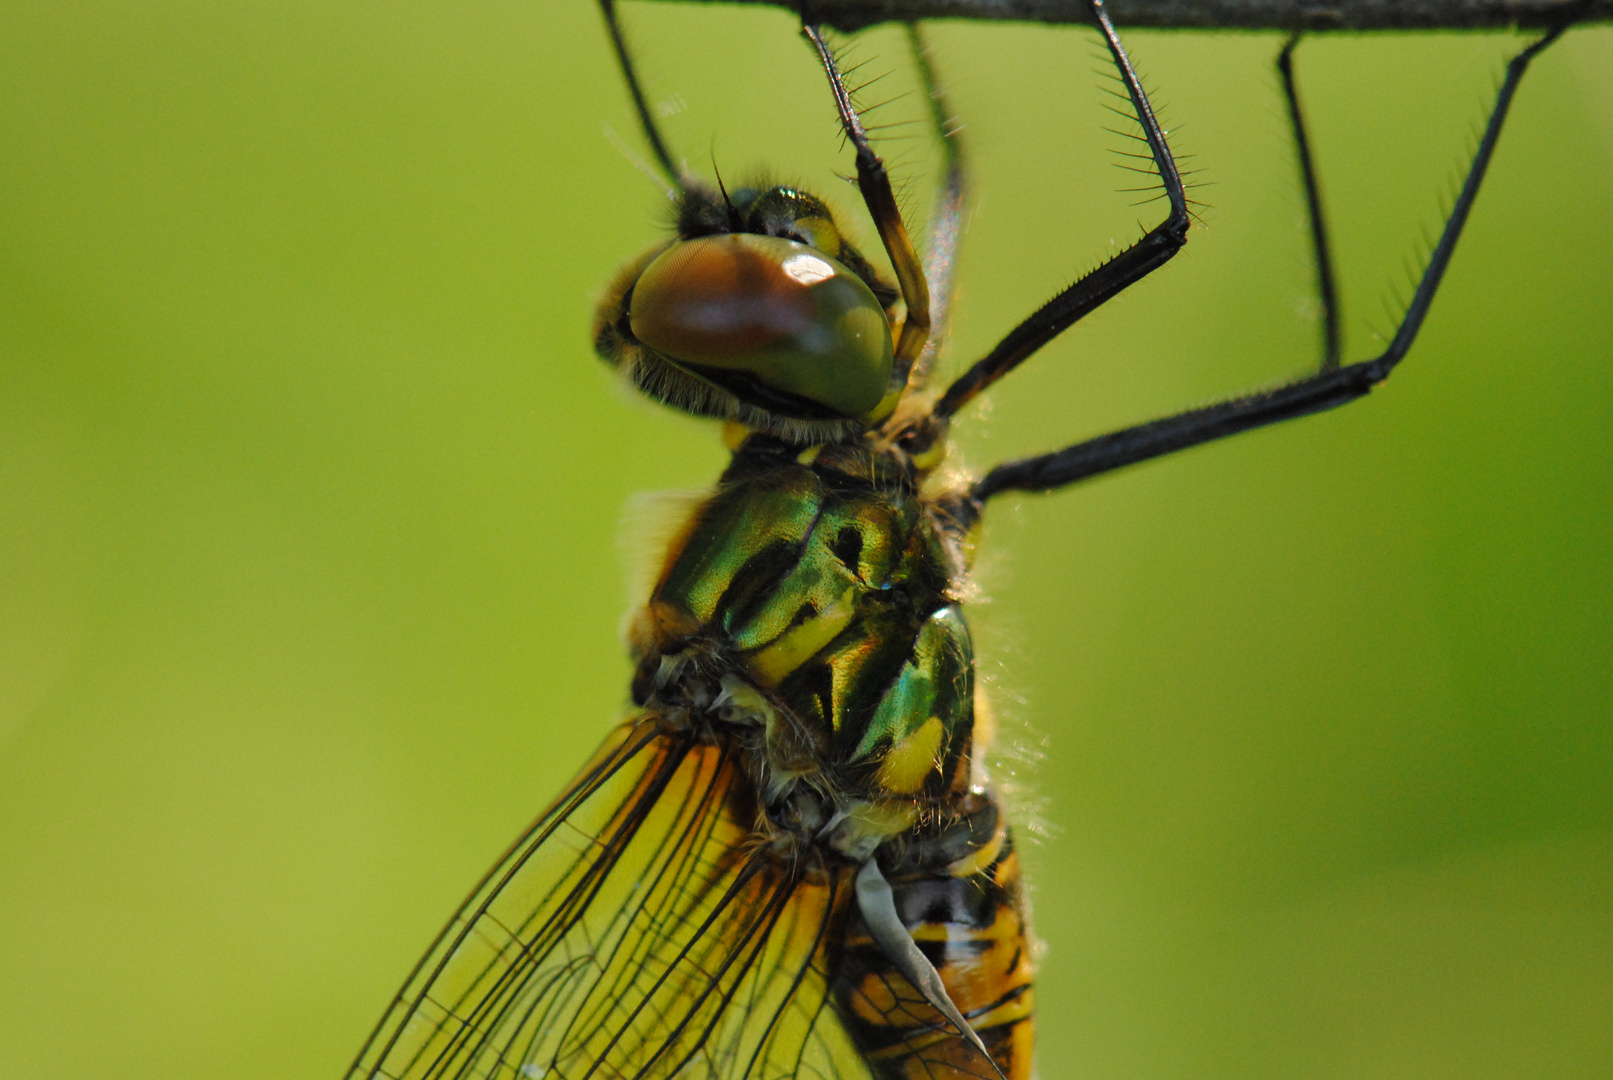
[632,435,973,803]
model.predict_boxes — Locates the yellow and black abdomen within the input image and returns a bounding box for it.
[829,794,1036,1080]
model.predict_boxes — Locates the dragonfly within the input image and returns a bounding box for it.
[344,1,1585,1077]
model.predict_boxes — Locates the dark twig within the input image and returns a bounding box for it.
[664,0,1607,32]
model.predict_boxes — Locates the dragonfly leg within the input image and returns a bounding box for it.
[970,13,1582,504]
[1278,32,1342,373]
[931,0,1190,423]
[905,23,969,394]
[804,24,934,388]
[598,0,683,186]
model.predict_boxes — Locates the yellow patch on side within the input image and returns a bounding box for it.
[746,586,856,686]
[875,715,945,795]
[720,419,750,450]
[860,386,902,427]
[908,434,948,474]
[792,215,842,259]
[944,823,1006,880]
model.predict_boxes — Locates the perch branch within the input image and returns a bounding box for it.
[654,0,1608,32]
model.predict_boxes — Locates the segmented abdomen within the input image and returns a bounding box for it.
[829,794,1035,1080]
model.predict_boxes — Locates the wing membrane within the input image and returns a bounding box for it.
[347,716,871,1080]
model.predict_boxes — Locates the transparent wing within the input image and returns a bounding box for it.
[346,715,872,1080]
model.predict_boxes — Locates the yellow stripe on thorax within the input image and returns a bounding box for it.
[746,585,857,686]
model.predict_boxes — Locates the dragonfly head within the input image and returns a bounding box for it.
[594,183,902,444]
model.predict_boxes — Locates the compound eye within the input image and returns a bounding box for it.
[628,233,893,420]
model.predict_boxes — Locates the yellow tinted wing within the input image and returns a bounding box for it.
[346,715,872,1080]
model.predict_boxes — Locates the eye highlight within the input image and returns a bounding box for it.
[628,233,894,420]
[781,251,836,286]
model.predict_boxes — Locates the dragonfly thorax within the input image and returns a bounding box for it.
[626,436,979,855]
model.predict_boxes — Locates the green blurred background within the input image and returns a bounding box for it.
[2,2,1609,1077]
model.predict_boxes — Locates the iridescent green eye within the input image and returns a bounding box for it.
[628,234,893,420]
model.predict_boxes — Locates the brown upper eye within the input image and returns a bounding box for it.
[630,235,818,360]
[627,233,894,420]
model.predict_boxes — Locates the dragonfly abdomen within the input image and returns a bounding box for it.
[830,792,1036,1080]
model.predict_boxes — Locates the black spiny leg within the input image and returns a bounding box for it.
[971,16,1580,504]
[804,24,934,389]
[599,0,683,188]
[1279,33,1342,372]
[933,0,1190,422]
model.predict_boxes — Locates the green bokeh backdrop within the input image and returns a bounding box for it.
[2,3,1610,1077]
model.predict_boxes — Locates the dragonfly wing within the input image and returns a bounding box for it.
[347,715,871,1080]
